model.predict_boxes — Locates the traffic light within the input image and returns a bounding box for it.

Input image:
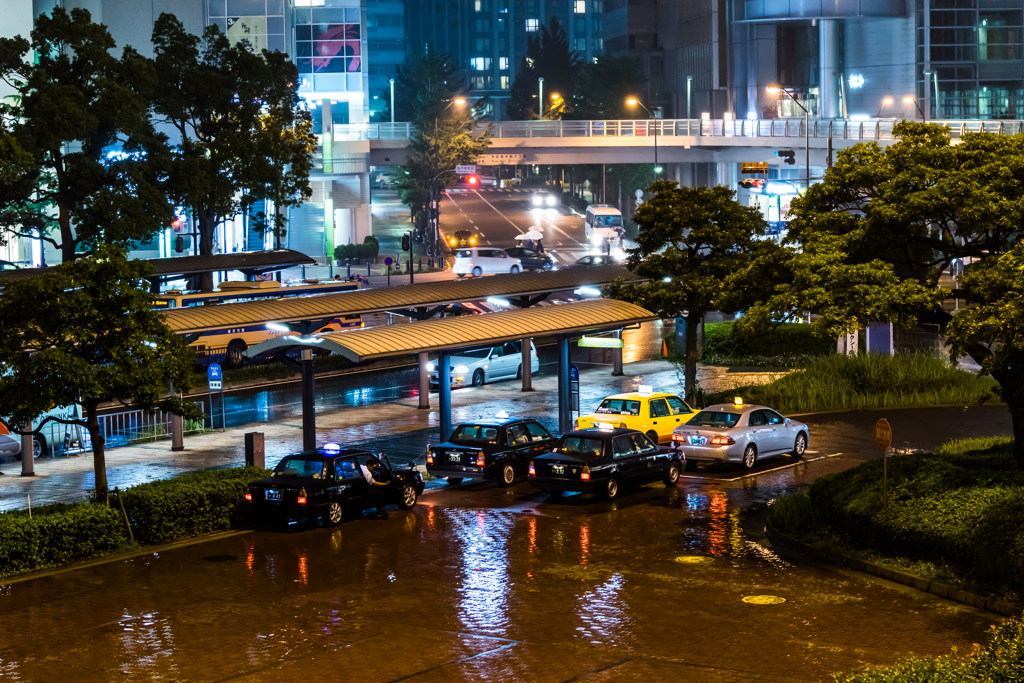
[175,235,184,253]
[171,217,182,231]
[401,232,410,251]
[428,199,440,220]
[775,149,796,165]
[466,174,479,186]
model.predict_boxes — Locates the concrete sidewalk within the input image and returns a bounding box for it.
[0,361,775,511]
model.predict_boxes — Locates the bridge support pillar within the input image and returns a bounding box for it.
[521,337,533,391]
[438,352,452,442]
[819,19,844,119]
[557,334,571,434]
[301,349,316,452]
[418,352,430,408]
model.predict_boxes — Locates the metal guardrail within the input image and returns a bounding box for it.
[331,119,1024,144]
[81,402,207,451]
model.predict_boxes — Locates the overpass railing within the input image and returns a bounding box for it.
[334,119,1024,143]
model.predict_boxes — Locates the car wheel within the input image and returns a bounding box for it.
[792,432,807,459]
[447,477,463,485]
[604,476,621,501]
[741,444,757,470]
[646,430,660,445]
[472,266,483,277]
[323,499,345,526]
[516,364,523,379]
[472,369,485,387]
[32,436,46,460]
[663,460,681,486]
[226,341,246,369]
[498,462,516,487]
[398,483,418,510]
[510,265,520,274]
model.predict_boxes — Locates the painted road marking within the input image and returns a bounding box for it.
[473,190,525,234]
[680,453,843,483]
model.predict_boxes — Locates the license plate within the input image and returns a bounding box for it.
[551,465,565,475]
[689,435,707,446]
[265,490,282,500]
[449,453,461,462]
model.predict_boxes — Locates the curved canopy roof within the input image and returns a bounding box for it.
[165,265,636,333]
[244,298,657,362]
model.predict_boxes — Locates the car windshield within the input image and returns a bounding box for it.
[456,249,474,258]
[455,230,471,237]
[455,348,490,359]
[555,436,604,460]
[688,411,741,427]
[595,399,641,415]
[272,457,326,479]
[450,425,499,445]
[594,215,622,227]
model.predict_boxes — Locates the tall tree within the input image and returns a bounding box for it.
[0,8,175,263]
[0,119,37,266]
[608,182,768,402]
[389,45,467,127]
[506,18,580,120]
[151,14,315,291]
[0,246,201,504]
[569,56,646,121]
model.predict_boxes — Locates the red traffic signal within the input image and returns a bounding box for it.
[466,175,479,186]
[171,217,183,232]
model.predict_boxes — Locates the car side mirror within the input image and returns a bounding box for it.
[785,418,791,425]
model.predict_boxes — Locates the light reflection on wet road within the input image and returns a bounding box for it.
[0,473,996,682]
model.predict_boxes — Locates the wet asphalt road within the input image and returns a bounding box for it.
[0,405,1010,682]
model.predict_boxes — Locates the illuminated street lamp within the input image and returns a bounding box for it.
[903,95,926,120]
[766,85,809,188]
[431,97,467,259]
[877,96,894,118]
[626,97,662,181]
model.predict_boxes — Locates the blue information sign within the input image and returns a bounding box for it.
[570,364,579,382]
[208,363,222,382]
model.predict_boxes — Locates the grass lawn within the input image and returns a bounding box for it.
[770,436,1023,603]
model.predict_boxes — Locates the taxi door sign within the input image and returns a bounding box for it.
[208,363,223,391]
[570,364,580,412]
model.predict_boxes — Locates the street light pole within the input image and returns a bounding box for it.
[626,97,661,184]
[431,97,466,261]
[538,77,544,119]
[389,78,395,124]
[767,86,809,189]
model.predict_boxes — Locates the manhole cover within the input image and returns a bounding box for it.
[742,595,786,605]
[675,556,711,564]
[203,554,239,562]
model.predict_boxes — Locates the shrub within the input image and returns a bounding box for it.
[701,321,835,366]
[706,353,999,414]
[832,617,1024,682]
[363,235,380,258]
[0,505,127,577]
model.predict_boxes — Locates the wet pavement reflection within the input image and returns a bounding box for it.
[0,472,995,682]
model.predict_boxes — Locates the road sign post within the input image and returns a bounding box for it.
[207,363,225,431]
[876,418,892,509]
[383,256,394,286]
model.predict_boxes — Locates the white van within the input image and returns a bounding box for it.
[1,405,84,461]
[585,205,625,245]
[451,248,523,277]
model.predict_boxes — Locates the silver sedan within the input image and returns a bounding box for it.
[670,402,809,470]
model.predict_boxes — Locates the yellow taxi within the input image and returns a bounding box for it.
[574,388,698,445]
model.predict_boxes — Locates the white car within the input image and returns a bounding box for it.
[428,341,540,388]
[452,248,522,277]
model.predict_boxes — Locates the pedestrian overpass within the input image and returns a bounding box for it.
[327,118,1024,168]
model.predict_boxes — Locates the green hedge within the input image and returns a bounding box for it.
[706,353,999,414]
[832,617,1024,682]
[334,236,380,263]
[702,321,835,366]
[771,437,1024,595]
[0,467,270,578]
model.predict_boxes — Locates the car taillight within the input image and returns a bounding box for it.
[581,466,591,481]
[476,455,486,467]
[573,419,579,430]
[244,488,252,501]
[297,487,307,505]
[711,436,736,445]
[426,454,434,464]
[529,461,536,476]
[672,434,684,441]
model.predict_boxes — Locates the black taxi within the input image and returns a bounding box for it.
[245,445,425,525]
[527,428,683,500]
[426,415,556,487]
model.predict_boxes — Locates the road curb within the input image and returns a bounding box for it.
[764,515,1022,618]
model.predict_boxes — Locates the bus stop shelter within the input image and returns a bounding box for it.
[243,298,658,449]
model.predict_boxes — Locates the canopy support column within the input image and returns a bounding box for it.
[418,352,430,408]
[521,337,533,391]
[21,422,34,476]
[612,329,623,376]
[438,352,452,441]
[301,348,316,452]
[557,333,571,433]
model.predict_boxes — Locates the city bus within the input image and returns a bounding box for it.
[155,280,363,368]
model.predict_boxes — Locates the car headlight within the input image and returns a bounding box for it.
[427,362,435,371]
[469,237,477,245]
[454,365,470,373]
[532,196,542,205]
[546,195,556,206]
[449,238,457,245]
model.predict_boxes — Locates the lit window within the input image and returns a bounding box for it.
[526,18,539,32]
[471,57,492,71]
[501,75,510,89]
[499,57,509,70]
[574,0,586,12]
[474,0,491,10]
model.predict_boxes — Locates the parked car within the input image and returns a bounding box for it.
[452,248,522,277]
[528,427,683,500]
[671,400,809,470]
[426,415,556,486]
[574,390,698,445]
[573,254,623,267]
[504,247,555,271]
[428,341,539,388]
[244,446,424,525]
